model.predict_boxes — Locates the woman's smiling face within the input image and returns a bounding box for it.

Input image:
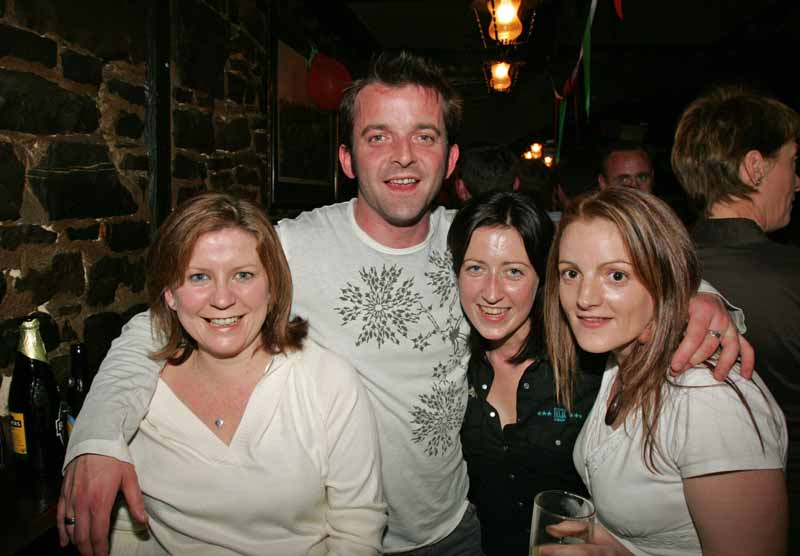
[164,227,270,361]
[458,226,538,354]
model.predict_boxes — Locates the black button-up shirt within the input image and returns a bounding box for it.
[461,354,601,556]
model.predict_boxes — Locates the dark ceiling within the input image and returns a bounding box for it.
[333,0,799,149]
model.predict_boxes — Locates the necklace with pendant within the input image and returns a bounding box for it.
[200,355,275,431]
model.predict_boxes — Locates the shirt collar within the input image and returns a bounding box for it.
[468,353,549,401]
[692,218,767,246]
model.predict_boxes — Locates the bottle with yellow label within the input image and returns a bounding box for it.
[7,318,65,481]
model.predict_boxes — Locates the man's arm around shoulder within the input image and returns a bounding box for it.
[59,310,160,555]
[65,310,162,466]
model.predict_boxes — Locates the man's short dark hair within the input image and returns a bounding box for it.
[339,51,463,151]
[457,143,518,197]
[598,140,653,177]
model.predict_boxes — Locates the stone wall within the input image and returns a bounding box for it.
[171,0,271,207]
[0,0,271,408]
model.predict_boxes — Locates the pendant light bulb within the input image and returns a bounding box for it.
[487,0,523,44]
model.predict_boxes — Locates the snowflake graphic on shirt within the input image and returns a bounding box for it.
[334,250,469,457]
[335,265,424,347]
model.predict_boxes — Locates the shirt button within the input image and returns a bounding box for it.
[503,443,510,451]
[509,473,516,480]
[555,439,562,446]
[481,383,488,390]
[517,501,525,508]
[489,411,496,418]
[522,382,530,390]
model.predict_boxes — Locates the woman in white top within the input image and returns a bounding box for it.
[540,188,788,556]
[102,193,385,555]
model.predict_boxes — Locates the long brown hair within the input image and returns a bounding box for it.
[544,188,700,463]
[147,193,307,364]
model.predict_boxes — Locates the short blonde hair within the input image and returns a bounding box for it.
[672,86,800,211]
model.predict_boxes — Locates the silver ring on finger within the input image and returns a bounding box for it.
[708,329,722,340]
[64,516,76,526]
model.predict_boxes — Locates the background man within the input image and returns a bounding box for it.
[597,140,655,193]
[453,143,519,204]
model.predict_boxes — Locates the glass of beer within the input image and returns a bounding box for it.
[529,490,595,555]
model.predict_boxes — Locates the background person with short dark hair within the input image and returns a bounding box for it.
[597,140,655,193]
[454,143,520,204]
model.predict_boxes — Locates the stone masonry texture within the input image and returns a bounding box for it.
[0,0,273,403]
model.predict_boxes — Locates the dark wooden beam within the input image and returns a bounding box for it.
[145,0,172,232]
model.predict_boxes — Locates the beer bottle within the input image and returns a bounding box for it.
[65,342,89,435]
[0,417,6,472]
[7,319,65,481]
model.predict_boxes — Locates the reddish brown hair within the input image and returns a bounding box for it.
[147,193,306,363]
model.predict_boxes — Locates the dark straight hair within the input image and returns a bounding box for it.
[448,191,554,364]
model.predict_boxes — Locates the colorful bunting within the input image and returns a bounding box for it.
[554,0,601,162]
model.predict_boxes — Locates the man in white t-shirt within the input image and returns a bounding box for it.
[58,52,751,556]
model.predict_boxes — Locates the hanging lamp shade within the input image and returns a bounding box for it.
[487,0,523,44]
[490,61,512,91]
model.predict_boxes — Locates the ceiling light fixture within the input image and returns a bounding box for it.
[473,1,538,93]
[521,141,554,166]
[490,61,512,91]
[487,0,523,44]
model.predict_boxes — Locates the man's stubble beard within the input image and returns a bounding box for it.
[350,154,444,228]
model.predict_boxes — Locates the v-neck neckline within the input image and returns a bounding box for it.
[156,357,276,449]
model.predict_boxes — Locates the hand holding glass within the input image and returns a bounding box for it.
[529,490,595,555]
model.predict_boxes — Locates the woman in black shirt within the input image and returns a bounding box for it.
[448,192,601,556]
